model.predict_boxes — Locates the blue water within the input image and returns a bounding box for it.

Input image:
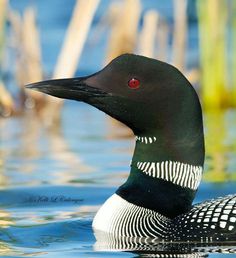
[1,0,236,257]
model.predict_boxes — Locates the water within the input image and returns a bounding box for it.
[1,103,236,257]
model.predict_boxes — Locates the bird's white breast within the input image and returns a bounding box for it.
[92,193,170,238]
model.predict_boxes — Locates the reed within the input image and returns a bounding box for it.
[0,0,7,65]
[22,7,45,108]
[0,82,14,117]
[156,18,169,62]
[22,8,43,85]
[8,8,45,112]
[232,0,236,106]
[0,0,13,116]
[197,0,228,109]
[53,0,100,78]
[9,10,24,86]
[139,10,158,58]
[105,0,141,64]
[172,0,187,71]
[9,12,26,83]
[43,0,100,127]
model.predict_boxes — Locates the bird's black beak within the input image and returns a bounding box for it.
[26,77,110,102]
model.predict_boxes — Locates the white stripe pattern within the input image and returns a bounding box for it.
[136,136,157,144]
[93,194,170,239]
[93,194,236,250]
[136,161,202,190]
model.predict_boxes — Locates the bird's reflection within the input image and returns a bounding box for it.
[94,230,236,257]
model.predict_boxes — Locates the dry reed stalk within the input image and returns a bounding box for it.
[43,0,100,127]
[156,18,169,62]
[8,9,45,111]
[104,2,122,63]
[105,0,141,64]
[172,0,187,71]
[53,0,100,78]
[9,10,25,86]
[7,10,24,109]
[0,0,13,116]
[0,0,7,64]
[22,8,43,84]
[22,7,45,107]
[139,10,159,58]
[0,82,14,116]
[197,0,228,109]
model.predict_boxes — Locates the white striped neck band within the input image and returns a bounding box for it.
[135,136,157,144]
[136,160,202,190]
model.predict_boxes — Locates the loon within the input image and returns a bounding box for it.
[27,54,236,245]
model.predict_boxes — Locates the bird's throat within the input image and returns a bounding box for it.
[116,134,204,218]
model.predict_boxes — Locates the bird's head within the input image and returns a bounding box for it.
[27,54,204,164]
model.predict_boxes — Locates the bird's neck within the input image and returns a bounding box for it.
[116,131,204,218]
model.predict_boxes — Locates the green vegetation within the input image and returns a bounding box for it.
[232,0,236,106]
[197,0,228,109]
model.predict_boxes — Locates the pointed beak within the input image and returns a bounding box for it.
[26,77,110,102]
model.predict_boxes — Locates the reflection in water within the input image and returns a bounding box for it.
[0,242,17,257]
[47,125,94,184]
[0,210,14,228]
[204,110,236,182]
[204,111,226,182]
[0,210,15,256]
[0,111,94,187]
[94,230,236,257]
[0,118,10,187]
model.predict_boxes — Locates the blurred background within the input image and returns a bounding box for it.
[0,0,236,257]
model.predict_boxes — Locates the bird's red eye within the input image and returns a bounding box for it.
[128,78,140,89]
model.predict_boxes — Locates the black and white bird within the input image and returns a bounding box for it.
[27,54,236,253]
